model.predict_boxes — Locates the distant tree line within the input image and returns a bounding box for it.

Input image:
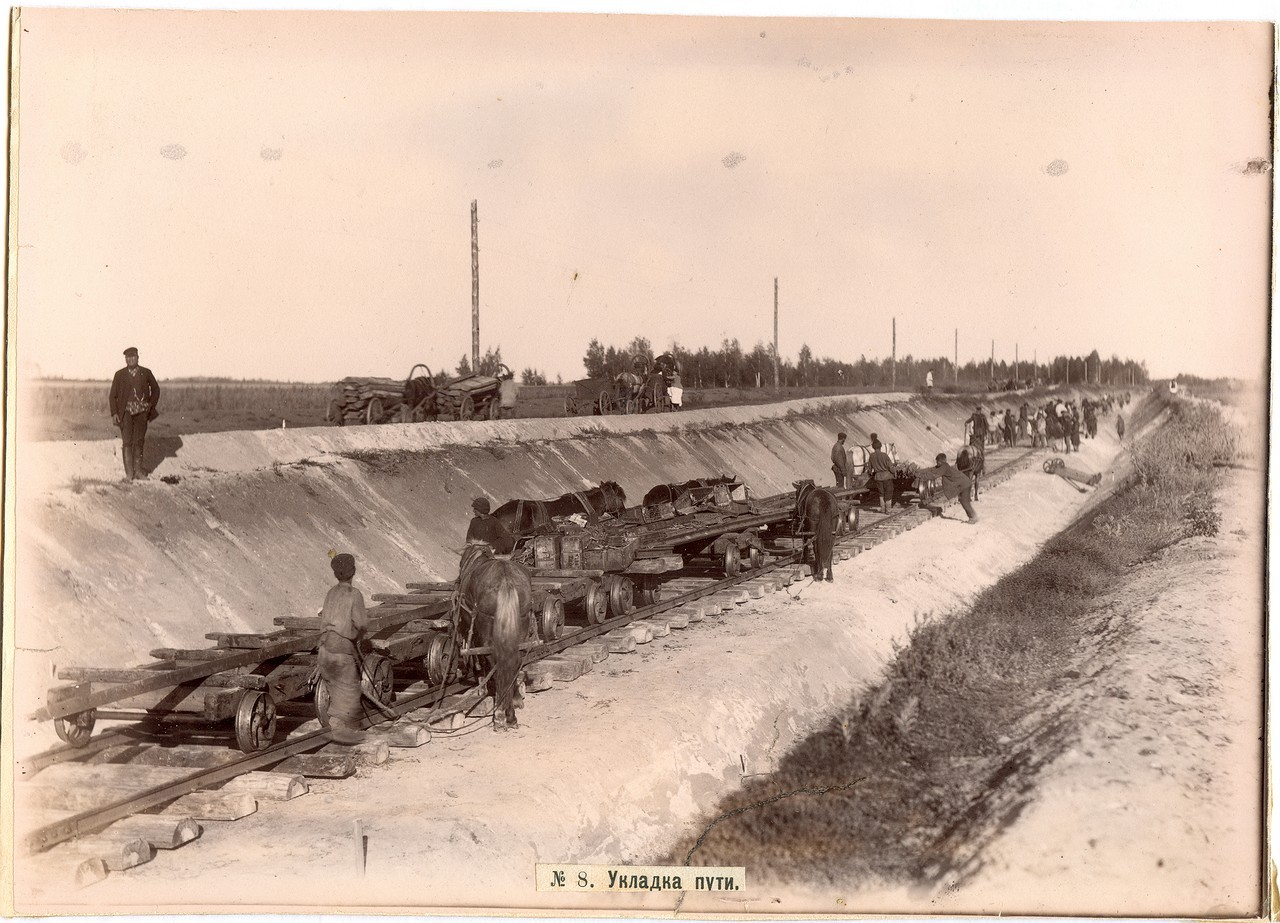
[580,338,1150,389]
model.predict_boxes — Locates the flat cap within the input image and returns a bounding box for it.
[471,497,491,513]
[123,347,139,357]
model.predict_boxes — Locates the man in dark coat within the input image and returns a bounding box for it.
[108,347,160,480]
[465,497,516,555]
[916,452,978,524]
[967,406,988,449]
[866,438,895,514]
[830,433,849,488]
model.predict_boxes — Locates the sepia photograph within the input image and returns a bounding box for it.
[2,3,1272,918]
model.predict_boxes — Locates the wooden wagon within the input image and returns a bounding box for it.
[435,364,517,421]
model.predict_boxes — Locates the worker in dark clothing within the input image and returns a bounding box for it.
[108,347,160,481]
[916,452,978,524]
[1116,413,1126,442]
[465,497,516,554]
[967,406,988,449]
[830,433,849,489]
[866,438,895,514]
[318,552,368,745]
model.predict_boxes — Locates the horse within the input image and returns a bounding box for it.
[957,442,985,501]
[641,475,738,509]
[793,479,837,582]
[457,545,533,729]
[493,481,627,535]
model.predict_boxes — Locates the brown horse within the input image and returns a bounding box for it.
[457,545,533,729]
[793,479,837,582]
[493,481,627,535]
[641,475,738,509]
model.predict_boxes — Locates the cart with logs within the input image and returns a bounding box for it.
[435,364,517,421]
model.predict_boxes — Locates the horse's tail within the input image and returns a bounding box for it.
[492,578,524,726]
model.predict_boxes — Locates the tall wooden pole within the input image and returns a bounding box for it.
[990,339,994,382]
[1015,343,1019,382]
[954,328,958,383]
[471,200,480,371]
[891,317,896,389]
[773,278,780,389]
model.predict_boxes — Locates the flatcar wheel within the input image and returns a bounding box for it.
[747,547,764,570]
[314,679,332,727]
[365,397,384,426]
[54,708,96,747]
[361,653,395,707]
[234,691,277,753]
[846,507,860,532]
[606,575,634,616]
[723,545,742,578]
[539,596,565,641]
[424,632,457,685]
[459,396,475,420]
[583,582,607,624]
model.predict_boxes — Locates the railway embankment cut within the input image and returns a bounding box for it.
[16,389,1111,748]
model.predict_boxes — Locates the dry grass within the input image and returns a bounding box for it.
[662,397,1241,888]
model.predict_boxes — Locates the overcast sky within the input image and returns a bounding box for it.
[14,11,1273,382]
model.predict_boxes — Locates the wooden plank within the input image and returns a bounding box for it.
[403,581,458,592]
[648,612,690,630]
[541,654,592,682]
[369,722,431,748]
[58,836,153,872]
[206,633,288,649]
[631,619,670,638]
[104,814,202,849]
[672,605,705,623]
[156,793,248,824]
[220,771,308,801]
[25,853,108,890]
[524,568,604,579]
[370,592,454,604]
[275,752,357,778]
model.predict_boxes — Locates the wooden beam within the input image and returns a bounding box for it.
[159,791,257,821]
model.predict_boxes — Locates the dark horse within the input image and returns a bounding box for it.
[793,479,837,582]
[457,545,533,729]
[959,439,986,501]
[641,475,738,509]
[493,481,627,536]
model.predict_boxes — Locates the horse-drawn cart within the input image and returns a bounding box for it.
[328,363,517,425]
[436,364,517,421]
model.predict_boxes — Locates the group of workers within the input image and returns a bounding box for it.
[832,431,977,523]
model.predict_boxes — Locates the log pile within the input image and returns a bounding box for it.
[328,377,405,426]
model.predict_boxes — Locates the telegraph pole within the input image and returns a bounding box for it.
[471,200,480,371]
[773,278,780,389]
[1015,343,1019,382]
[990,340,994,382]
[891,317,897,389]
[954,328,958,383]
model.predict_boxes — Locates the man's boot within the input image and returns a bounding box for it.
[133,442,147,479]
[122,447,134,481]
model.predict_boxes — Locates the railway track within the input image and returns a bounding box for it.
[16,446,1041,887]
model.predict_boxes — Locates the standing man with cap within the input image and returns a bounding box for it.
[318,552,368,745]
[466,497,516,555]
[830,433,849,489]
[866,438,896,514]
[108,347,160,481]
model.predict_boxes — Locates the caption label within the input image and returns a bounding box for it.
[536,864,745,893]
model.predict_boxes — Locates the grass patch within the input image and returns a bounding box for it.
[663,397,1243,888]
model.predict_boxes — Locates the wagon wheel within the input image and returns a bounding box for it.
[54,708,96,747]
[424,632,457,686]
[1043,458,1064,474]
[459,396,475,420]
[605,574,634,616]
[326,399,343,426]
[747,546,764,570]
[538,596,565,641]
[597,392,613,415]
[234,690,277,753]
[487,399,501,421]
[583,581,607,624]
[564,397,578,417]
[361,653,396,710]
[365,397,384,426]
[722,545,742,578]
